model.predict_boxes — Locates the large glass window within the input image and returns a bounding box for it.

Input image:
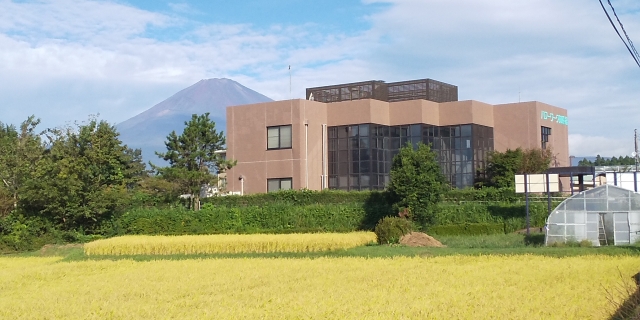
[267,125,292,150]
[328,123,494,190]
[267,178,292,192]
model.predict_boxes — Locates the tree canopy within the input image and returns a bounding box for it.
[578,155,637,167]
[0,116,43,214]
[482,148,552,189]
[388,142,446,226]
[154,113,234,210]
[22,118,146,232]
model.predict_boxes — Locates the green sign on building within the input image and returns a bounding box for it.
[541,111,568,125]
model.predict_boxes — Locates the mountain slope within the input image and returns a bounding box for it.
[117,78,272,162]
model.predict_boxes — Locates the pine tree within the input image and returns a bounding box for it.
[154,113,235,210]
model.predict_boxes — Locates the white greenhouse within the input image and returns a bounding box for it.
[545,184,640,246]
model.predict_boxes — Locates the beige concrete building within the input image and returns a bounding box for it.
[225,79,569,194]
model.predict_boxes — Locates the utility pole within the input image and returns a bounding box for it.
[635,129,639,171]
[635,129,639,192]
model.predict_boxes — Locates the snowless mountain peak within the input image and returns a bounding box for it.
[117,78,272,162]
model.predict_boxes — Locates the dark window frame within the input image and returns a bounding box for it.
[267,177,293,192]
[541,126,552,149]
[267,125,292,150]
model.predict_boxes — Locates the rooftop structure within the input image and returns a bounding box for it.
[306,78,458,104]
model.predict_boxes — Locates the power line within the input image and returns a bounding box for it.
[607,0,640,60]
[599,0,640,68]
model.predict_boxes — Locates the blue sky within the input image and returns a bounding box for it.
[1,0,640,157]
[131,1,389,31]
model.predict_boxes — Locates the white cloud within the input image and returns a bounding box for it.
[0,0,373,128]
[362,0,640,156]
[1,0,640,159]
[569,133,634,157]
[0,0,172,42]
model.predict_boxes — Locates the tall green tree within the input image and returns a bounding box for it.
[594,154,605,166]
[23,117,146,232]
[483,149,523,189]
[388,142,446,226]
[520,148,553,174]
[0,116,44,213]
[483,147,552,188]
[154,113,235,211]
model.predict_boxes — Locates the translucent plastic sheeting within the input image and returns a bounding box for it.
[545,185,640,246]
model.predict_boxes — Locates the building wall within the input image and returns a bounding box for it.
[326,99,390,126]
[536,102,569,167]
[226,98,569,194]
[388,99,440,126]
[303,100,329,191]
[493,101,569,167]
[226,100,327,194]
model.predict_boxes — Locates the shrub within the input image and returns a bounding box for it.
[579,239,593,247]
[549,239,593,247]
[428,223,505,236]
[437,234,529,248]
[374,217,413,245]
[0,217,59,253]
[549,241,566,248]
[524,233,545,246]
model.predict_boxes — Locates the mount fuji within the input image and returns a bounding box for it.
[117,78,272,162]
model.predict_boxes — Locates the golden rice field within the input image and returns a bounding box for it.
[0,254,638,319]
[83,232,377,255]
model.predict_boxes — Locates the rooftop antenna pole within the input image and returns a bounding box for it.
[289,65,292,100]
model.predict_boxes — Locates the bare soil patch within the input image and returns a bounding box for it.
[400,232,445,247]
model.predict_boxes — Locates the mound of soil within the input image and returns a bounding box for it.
[400,232,445,247]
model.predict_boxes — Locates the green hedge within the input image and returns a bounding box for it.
[434,202,553,227]
[433,202,554,234]
[202,189,392,207]
[428,223,506,236]
[442,188,523,202]
[113,201,555,236]
[113,202,389,236]
[113,189,560,236]
[205,188,563,206]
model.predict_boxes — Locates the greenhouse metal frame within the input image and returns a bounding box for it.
[545,184,640,246]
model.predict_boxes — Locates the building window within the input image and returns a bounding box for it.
[328,123,493,190]
[267,178,292,192]
[541,126,551,149]
[267,125,292,150]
